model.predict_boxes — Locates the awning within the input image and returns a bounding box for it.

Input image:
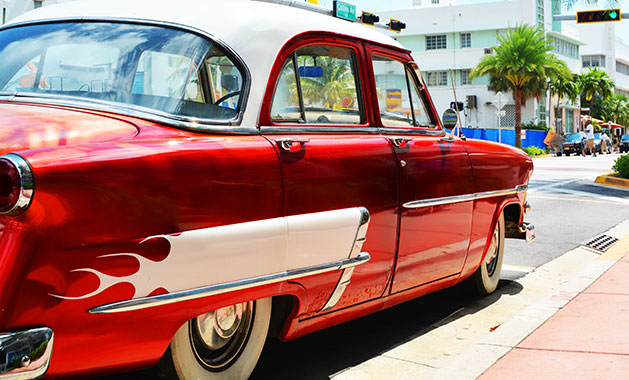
[600,122,625,129]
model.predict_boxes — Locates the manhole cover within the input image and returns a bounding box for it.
[583,235,619,252]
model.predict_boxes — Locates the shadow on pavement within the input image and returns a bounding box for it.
[91,280,523,380]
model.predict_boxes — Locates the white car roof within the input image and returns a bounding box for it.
[10,0,406,126]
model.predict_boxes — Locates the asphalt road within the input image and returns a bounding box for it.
[94,152,629,380]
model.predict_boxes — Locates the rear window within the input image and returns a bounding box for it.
[0,22,246,121]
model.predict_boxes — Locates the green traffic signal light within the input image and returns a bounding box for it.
[577,8,621,24]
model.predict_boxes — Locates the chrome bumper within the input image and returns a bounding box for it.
[0,327,53,380]
[521,222,536,243]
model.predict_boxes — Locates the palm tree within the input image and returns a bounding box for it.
[549,75,578,132]
[470,24,572,147]
[576,68,615,117]
[600,94,629,126]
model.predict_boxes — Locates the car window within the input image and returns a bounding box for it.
[270,44,364,125]
[371,54,434,128]
[0,22,246,122]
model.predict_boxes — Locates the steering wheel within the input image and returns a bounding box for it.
[214,91,241,105]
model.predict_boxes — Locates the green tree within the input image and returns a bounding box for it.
[470,24,572,147]
[600,94,629,126]
[576,68,615,116]
[549,74,578,132]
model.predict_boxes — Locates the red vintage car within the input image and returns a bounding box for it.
[0,1,534,379]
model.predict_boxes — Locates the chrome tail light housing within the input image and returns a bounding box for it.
[0,154,34,216]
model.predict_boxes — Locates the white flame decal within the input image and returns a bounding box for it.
[52,208,365,302]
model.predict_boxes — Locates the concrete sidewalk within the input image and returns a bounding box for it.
[479,247,629,379]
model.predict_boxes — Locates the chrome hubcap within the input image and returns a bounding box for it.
[485,223,500,276]
[190,301,254,371]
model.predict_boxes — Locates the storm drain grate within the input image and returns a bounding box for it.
[583,235,619,253]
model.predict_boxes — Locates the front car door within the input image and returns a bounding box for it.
[366,47,476,293]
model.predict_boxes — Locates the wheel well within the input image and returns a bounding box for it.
[503,202,522,238]
[268,295,297,339]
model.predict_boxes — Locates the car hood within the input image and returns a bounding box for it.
[0,102,139,156]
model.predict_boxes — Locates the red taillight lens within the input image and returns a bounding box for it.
[0,159,20,213]
[0,155,33,216]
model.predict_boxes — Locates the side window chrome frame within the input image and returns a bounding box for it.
[268,41,368,128]
[0,17,254,134]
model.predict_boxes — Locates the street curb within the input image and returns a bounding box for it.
[433,220,629,380]
[595,172,629,190]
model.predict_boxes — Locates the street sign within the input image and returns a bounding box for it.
[442,108,458,129]
[492,92,507,110]
[333,1,357,22]
[495,110,506,117]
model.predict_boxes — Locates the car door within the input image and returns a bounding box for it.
[259,36,399,315]
[366,47,475,293]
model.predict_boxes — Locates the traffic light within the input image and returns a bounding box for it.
[361,11,379,26]
[388,19,406,33]
[577,9,621,24]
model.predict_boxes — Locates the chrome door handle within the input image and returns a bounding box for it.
[440,136,455,143]
[275,137,310,151]
[388,136,412,147]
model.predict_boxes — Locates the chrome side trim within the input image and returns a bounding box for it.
[0,154,34,216]
[0,17,253,133]
[403,185,525,209]
[0,327,53,380]
[379,127,445,136]
[89,251,371,314]
[260,126,379,134]
[320,207,370,312]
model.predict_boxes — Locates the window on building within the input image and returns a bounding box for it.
[425,71,448,86]
[460,33,471,48]
[538,95,547,123]
[460,69,471,85]
[33,0,43,9]
[536,0,544,28]
[549,37,579,59]
[426,35,447,50]
[431,0,440,4]
[582,55,606,68]
[617,61,629,75]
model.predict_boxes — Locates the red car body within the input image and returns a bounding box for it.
[0,1,534,379]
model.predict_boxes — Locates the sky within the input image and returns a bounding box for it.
[315,0,629,43]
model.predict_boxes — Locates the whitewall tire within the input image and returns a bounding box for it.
[168,297,271,380]
[466,212,505,295]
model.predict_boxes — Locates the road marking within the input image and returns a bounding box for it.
[527,194,629,206]
[502,264,535,273]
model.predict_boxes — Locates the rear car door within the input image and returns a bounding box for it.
[366,47,475,293]
[260,36,399,315]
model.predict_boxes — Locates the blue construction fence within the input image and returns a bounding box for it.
[446,128,547,149]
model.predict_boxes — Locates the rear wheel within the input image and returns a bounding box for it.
[465,212,505,295]
[166,298,271,380]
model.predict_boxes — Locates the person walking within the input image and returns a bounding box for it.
[583,120,596,157]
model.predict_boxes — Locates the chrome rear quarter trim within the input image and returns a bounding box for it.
[89,251,371,314]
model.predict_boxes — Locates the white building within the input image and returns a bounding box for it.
[379,0,589,134]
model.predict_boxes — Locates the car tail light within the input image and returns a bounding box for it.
[0,154,34,216]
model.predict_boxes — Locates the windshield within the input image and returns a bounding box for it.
[565,133,583,141]
[0,22,246,121]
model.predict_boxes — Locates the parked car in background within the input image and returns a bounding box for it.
[0,1,535,379]
[620,135,629,153]
[560,132,586,156]
[594,133,612,154]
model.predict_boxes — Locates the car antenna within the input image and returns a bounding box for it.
[448,69,463,139]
